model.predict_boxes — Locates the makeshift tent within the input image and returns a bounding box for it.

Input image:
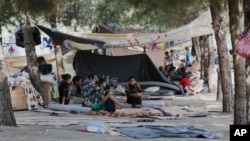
[110,48,165,69]
[73,51,183,93]
[36,9,213,53]
[35,25,105,50]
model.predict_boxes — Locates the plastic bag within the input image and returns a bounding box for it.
[81,120,107,134]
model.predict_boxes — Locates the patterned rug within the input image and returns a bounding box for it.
[88,107,172,118]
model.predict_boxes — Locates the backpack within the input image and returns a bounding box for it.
[39,64,52,75]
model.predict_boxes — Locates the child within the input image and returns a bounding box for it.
[179,73,194,95]
[99,78,124,112]
[125,76,143,108]
[58,74,72,105]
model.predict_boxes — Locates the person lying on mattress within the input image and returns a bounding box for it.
[82,78,124,112]
[125,76,143,108]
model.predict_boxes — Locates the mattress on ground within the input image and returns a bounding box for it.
[48,103,91,113]
[125,100,165,108]
[115,81,180,92]
[144,86,176,96]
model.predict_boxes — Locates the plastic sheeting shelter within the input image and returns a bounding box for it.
[5,10,213,78]
[37,9,213,53]
[73,51,183,93]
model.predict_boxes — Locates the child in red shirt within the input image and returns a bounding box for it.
[179,73,194,95]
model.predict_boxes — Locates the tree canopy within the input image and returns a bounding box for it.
[55,0,209,30]
[0,0,212,31]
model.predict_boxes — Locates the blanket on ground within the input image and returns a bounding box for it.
[115,125,219,139]
[88,108,173,118]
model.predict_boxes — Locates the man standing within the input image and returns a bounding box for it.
[185,47,192,66]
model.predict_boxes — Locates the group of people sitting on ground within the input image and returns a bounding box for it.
[160,47,195,95]
[57,73,144,112]
[18,56,144,112]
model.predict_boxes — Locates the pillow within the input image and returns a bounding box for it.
[144,86,160,92]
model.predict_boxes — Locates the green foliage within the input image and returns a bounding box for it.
[96,0,132,26]
[0,0,63,28]
[11,0,59,16]
[0,0,213,31]
[0,0,15,26]
[57,0,95,27]
[55,0,210,30]
[125,0,209,29]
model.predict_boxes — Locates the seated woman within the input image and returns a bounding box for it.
[82,78,124,112]
[58,74,72,105]
[125,76,143,108]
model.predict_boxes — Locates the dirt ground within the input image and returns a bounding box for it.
[0,93,233,141]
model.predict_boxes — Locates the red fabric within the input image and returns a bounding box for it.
[52,41,57,49]
[236,24,250,58]
[179,77,192,87]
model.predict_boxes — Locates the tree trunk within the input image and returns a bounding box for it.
[217,67,222,101]
[246,60,250,124]
[228,0,247,125]
[71,18,78,32]
[22,15,42,95]
[192,37,201,62]
[207,35,217,93]
[199,35,209,82]
[210,0,233,112]
[55,46,65,82]
[49,15,57,27]
[244,0,250,125]
[199,37,205,79]
[244,0,250,25]
[0,45,17,126]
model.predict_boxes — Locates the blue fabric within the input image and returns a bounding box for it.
[186,51,192,65]
[115,125,219,139]
[48,103,91,113]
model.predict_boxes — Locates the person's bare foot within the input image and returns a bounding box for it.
[116,103,125,109]
[136,105,141,108]
[116,105,123,109]
[120,103,125,107]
